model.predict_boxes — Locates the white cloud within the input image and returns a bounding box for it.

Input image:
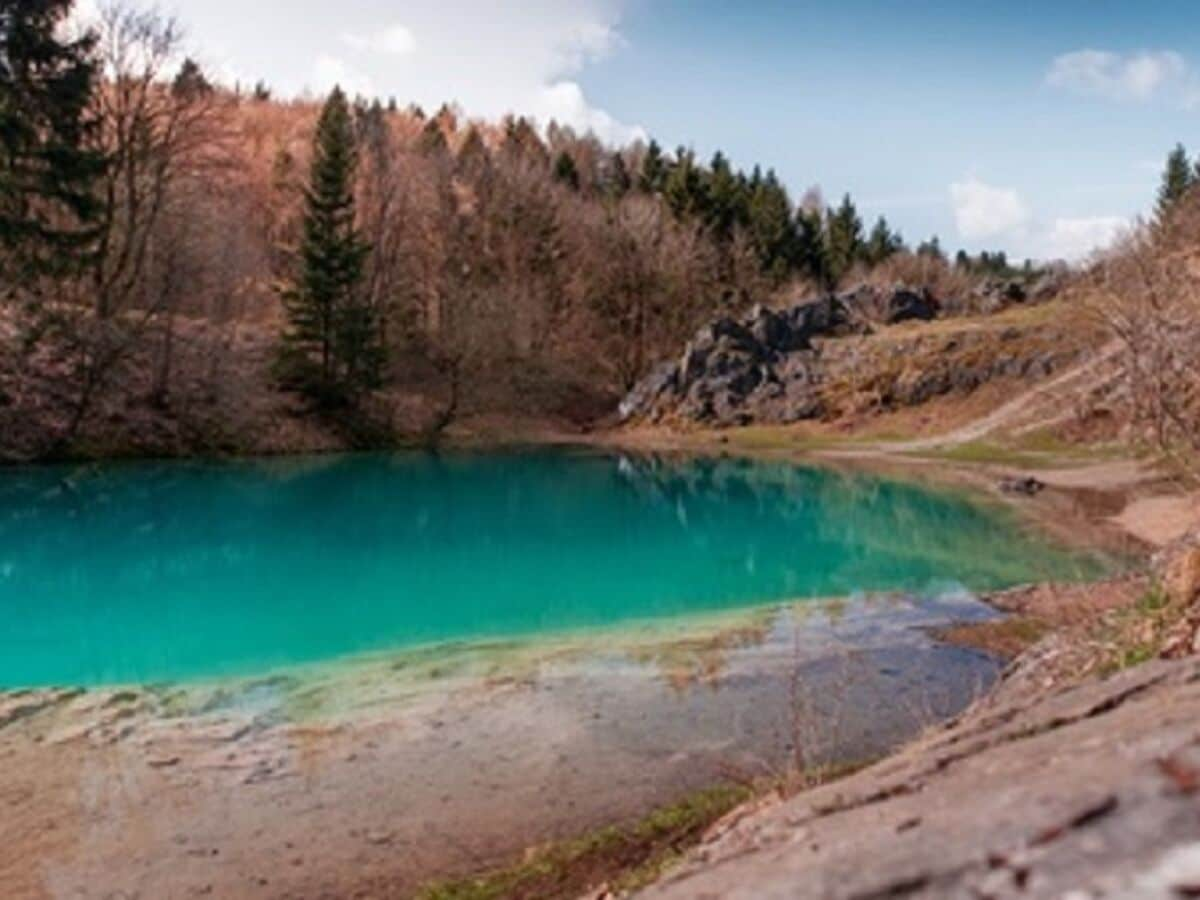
[1046,49,1193,103]
[304,0,642,144]
[1044,216,1129,261]
[342,25,417,57]
[948,177,1126,262]
[535,81,646,144]
[950,178,1031,241]
[312,54,374,98]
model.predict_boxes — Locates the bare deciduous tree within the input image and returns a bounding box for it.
[1084,203,1200,466]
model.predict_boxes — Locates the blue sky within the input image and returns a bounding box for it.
[592,1,1198,258]
[104,1,1200,260]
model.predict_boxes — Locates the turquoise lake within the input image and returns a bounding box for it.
[0,450,1105,688]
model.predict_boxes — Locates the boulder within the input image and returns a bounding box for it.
[998,476,1046,497]
[837,286,937,327]
[618,362,677,422]
[619,295,855,424]
[785,295,852,339]
[885,288,938,324]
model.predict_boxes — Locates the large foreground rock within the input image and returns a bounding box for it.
[638,656,1200,898]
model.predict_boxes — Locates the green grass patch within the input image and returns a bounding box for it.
[911,433,1125,469]
[909,440,1057,468]
[416,784,752,900]
[1098,586,1181,675]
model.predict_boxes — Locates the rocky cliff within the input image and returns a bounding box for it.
[620,285,1081,429]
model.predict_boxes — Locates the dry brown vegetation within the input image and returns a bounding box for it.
[1,6,764,460]
[2,4,1068,463]
[1079,193,1200,470]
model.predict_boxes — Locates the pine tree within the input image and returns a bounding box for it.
[823,194,864,286]
[553,150,580,190]
[746,169,796,282]
[704,151,747,241]
[0,0,107,289]
[864,216,902,266]
[276,87,381,404]
[638,139,667,193]
[171,58,212,99]
[1158,143,1194,220]
[795,207,828,287]
[662,147,708,219]
[606,151,632,200]
[916,235,945,262]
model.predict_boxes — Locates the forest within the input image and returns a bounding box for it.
[0,0,1147,461]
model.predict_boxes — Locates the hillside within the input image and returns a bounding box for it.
[0,5,1073,464]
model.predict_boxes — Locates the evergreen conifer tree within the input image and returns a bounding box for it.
[704,151,746,241]
[638,139,667,193]
[606,151,632,200]
[663,147,707,219]
[916,235,945,261]
[0,0,107,288]
[553,150,580,190]
[171,58,212,99]
[746,169,796,281]
[864,216,902,266]
[276,87,382,404]
[795,207,829,287]
[1158,143,1194,219]
[823,194,864,286]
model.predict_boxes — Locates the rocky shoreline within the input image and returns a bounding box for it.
[638,533,1200,899]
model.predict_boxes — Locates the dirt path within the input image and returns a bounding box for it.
[892,340,1123,451]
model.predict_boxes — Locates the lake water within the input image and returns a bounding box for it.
[0,450,1105,688]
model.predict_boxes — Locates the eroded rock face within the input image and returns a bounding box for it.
[620,297,851,426]
[620,285,1075,428]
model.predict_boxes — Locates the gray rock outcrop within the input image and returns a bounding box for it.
[620,284,1075,428]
